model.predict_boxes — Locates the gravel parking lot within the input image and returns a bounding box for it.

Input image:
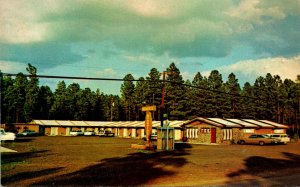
[1,136,300,186]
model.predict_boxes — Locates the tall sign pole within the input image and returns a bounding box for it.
[161,72,166,127]
[142,105,156,146]
[160,71,173,127]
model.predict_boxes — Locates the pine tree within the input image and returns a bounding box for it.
[24,64,40,122]
[13,73,28,122]
[207,70,224,117]
[223,73,241,118]
[189,72,209,118]
[50,81,68,119]
[145,68,162,120]
[165,63,185,120]
[120,74,135,121]
[37,85,53,119]
[241,82,256,118]
[253,76,267,119]
[134,77,147,120]
[1,72,14,123]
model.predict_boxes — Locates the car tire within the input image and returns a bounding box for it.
[259,141,265,146]
[240,140,245,145]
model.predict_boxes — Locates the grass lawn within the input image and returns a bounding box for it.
[1,136,300,186]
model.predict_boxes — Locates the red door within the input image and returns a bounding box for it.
[211,128,216,143]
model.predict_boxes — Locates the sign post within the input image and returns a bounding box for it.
[142,105,156,146]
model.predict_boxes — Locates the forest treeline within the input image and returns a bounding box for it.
[1,63,300,127]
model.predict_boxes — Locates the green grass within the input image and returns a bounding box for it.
[1,160,30,171]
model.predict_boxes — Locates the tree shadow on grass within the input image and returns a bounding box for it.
[15,137,35,142]
[1,150,49,164]
[33,143,192,186]
[226,152,300,186]
[1,167,64,185]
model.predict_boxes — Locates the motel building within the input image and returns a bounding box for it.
[3,118,288,144]
[182,117,288,144]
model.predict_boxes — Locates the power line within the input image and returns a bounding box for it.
[2,73,258,100]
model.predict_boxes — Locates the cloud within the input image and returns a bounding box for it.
[123,54,160,65]
[0,42,85,70]
[217,55,300,82]
[94,68,118,78]
[0,60,27,73]
[0,0,299,61]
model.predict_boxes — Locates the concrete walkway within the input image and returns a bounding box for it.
[0,146,17,152]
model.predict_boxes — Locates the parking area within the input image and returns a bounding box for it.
[1,136,300,186]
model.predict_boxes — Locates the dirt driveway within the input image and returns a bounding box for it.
[1,136,300,186]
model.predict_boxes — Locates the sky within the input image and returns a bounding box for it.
[1,0,300,95]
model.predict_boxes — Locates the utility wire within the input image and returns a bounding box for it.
[2,73,258,100]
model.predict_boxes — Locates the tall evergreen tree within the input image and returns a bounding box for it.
[241,82,256,118]
[75,88,92,120]
[37,85,53,119]
[188,72,209,118]
[134,77,147,120]
[145,68,162,120]
[13,73,28,122]
[253,76,267,119]
[165,63,185,119]
[66,83,81,119]
[1,72,14,123]
[223,73,241,118]
[50,81,68,119]
[207,70,225,117]
[24,64,40,122]
[120,74,135,120]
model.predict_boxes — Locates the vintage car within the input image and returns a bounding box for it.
[238,134,280,146]
[83,130,96,136]
[17,129,40,137]
[99,130,114,137]
[70,130,84,136]
[264,134,290,144]
[0,128,16,141]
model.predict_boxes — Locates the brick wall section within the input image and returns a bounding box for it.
[128,128,132,137]
[256,129,273,134]
[58,127,66,135]
[45,127,51,135]
[232,128,242,144]
[119,128,124,137]
[185,122,223,144]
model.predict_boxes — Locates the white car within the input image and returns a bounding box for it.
[84,131,95,136]
[265,134,290,144]
[69,130,84,136]
[0,128,16,141]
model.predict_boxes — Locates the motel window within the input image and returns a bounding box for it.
[274,129,284,133]
[200,128,210,133]
[186,128,198,139]
[222,129,233,140]
[243,129,254,133]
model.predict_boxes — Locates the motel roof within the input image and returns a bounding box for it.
[182,118,288,129]
[32,120,185,128]
[226,119,259,128]
[32,118,288,129]
[207,118,241,128]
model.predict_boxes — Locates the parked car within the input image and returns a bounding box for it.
[70,130,84,136]
[99,130,114,137]
[84,130,96,136]
[0,128,16,141]
[238,134,280,146]
[265,134,290,144]
[17,129,40,137]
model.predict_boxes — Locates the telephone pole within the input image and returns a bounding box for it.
[160,71,173,127]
